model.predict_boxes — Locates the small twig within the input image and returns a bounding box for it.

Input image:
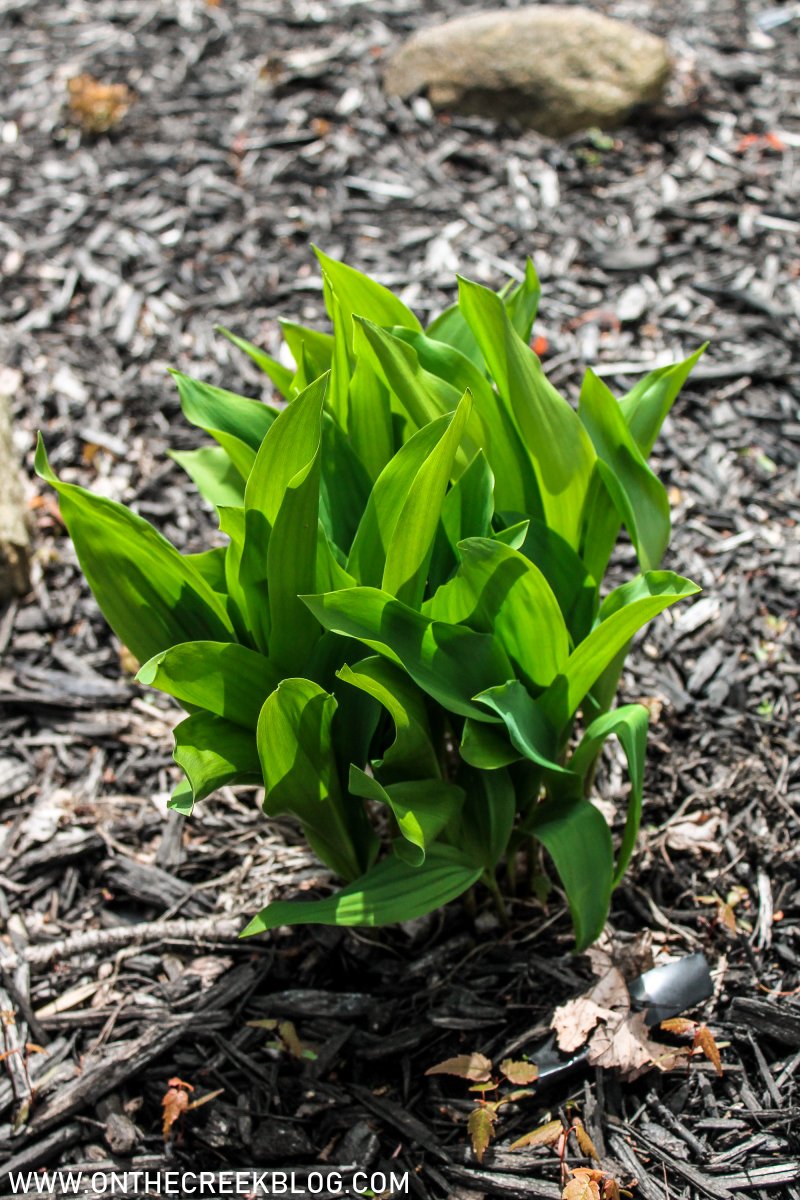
[0,915,245,973]
[0,987,32,1115]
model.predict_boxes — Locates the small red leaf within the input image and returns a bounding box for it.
[162,1082,190,1140]
[694,1025,723,1076]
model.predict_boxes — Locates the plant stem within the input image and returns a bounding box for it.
[483,870,510,926]
[506,846,518,896]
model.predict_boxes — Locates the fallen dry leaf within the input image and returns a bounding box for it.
[664,812,722,855]
[184,955,233,988]
[552,965,629,1053]
[552,995,612,1053]
[587,1011,685,1076]
[552,943,692,1080]
[67,74,133,133]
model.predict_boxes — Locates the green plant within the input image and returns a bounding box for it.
[37,249,703,949]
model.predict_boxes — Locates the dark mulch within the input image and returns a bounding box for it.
[1,0,799,1195]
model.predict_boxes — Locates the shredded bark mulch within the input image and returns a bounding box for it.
[1,0,799,1195]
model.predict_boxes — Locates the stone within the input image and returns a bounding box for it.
[384,6,671,137]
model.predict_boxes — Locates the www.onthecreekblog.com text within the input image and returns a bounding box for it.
[6,1168,411,1197]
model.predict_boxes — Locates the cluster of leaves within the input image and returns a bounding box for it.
[424,1056,629,1199]
[425,1051,539,1161]
[429,1020,723,1167]
[37,249,703,947]
[511,1114,632,1200]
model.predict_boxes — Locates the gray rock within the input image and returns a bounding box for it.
[384,6,671,137]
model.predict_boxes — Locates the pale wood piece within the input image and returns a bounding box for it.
[0,392,31,601]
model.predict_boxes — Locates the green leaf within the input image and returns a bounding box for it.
[475,680,573,777]
[316,523,357,593]
[426,302,484,368]
[303,586,514,719]
[216,326,294,399]
[216,505,256,648]
[578,466,621,587]
[515,518,597,644]
[173,712,261,805]
[170,371,277,476]
[579,369,671,572]
[460,720,521,770]
[314,246,422,347]
[492,519,530,550]
[243,373,327,533]
[442,451,495,547]
[279,318,334,381]
[267,451,322,673]
[347,356,395,482]
[382,391,472,608]
[429,449,494,588]
[426,537,569,691]
[319,413,372,554]
[569,705,649,885]
[504,258,541,343]
[529,797,613,951]
[390,327,538,514]
[458,276,596,549]
[241,374,327,655]
[326,287,351,431]
[347,414,456,588]
[169,446,246,507]
[354,318,452,432]
[619,346,706,456]
[257,679,372,881]
[541,571,700,729]
[337,657,440,782]
[185,546,228,593]
[455,765,516,870]
[168,777,195,815]
[425,264,539,371]
[241,844,481,934]
[36,437,235,664]
[348,766,464,865]
[137,641,281,729]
